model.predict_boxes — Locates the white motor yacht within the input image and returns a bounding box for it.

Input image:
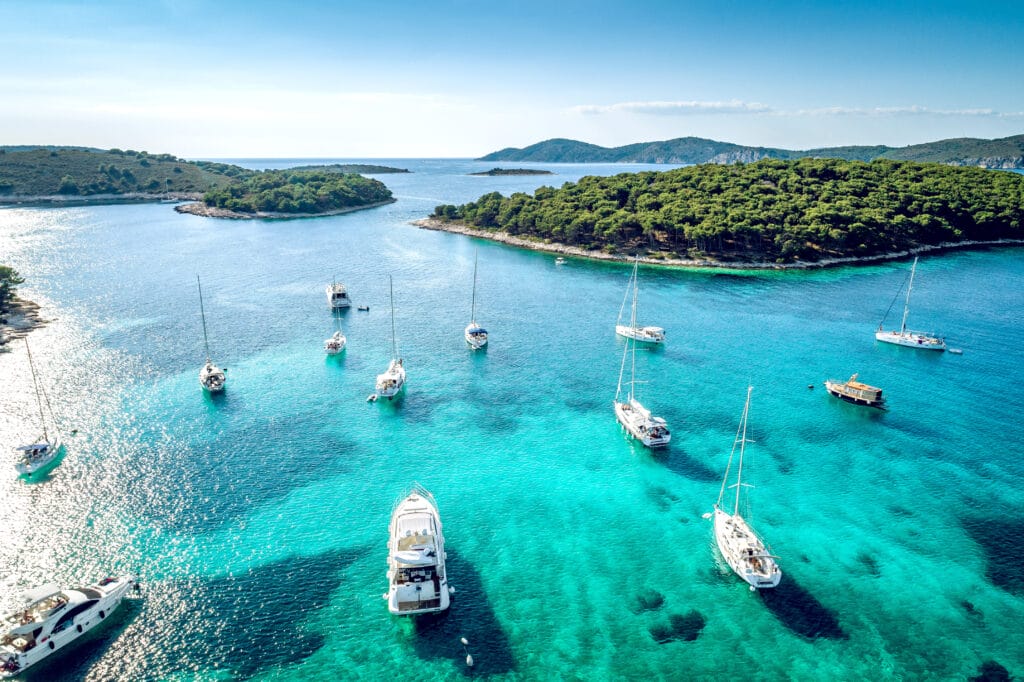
[324,330,346,355]
[385,486,450,616]
[196,276,227,392]
[1,576,136,678]
[711,387,781,590]
[14,339,63,476]
[326,281,352,309]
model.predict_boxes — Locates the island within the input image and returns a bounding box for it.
[285,163,410,174]
[0,148,402,218]
[478,134,1024,169]
[176,169,395,219]
[423,158,1024,268]
[469,168,554,176]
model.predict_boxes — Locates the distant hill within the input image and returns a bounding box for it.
[479,135,1024,168]
[0,147,244,198]
[469,168,554,176]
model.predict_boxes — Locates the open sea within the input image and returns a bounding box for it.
[1,159,1022,681]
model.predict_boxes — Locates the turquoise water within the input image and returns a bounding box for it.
[1,159,1022,681]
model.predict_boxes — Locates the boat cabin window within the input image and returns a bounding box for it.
[53,601,97,632]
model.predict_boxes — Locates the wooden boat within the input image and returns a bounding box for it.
[824,374,886,409]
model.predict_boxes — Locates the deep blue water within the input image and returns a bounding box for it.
[1,159,1022,680]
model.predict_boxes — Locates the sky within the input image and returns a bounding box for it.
[2,0,1023,158]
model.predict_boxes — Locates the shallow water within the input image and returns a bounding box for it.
[1,159,1022,680]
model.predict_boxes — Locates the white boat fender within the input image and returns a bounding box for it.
[448,586,455,594]
[466,655,474,667]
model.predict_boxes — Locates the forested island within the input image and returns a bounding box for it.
[286,163,410,174]
[427,158,1024,266]
[469,168,554,176]
[480,134,1024,169]
[178,169,394,219]
[0,148,398,218]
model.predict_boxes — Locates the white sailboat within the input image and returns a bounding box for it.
[14,339,62,476]
[711,387,781,590]
[324,309,346,355]
[615,257,665,344]
[196,276,226,392]
[875,257,945,351]
[374,276,406,400]
[464,251,488,349]
[1,576,136,678]
[326,279,351,309]
[384,485,451,616]
[613,266,670,448]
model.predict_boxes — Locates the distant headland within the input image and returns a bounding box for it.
[0,148,396,218]
[469,168,554,176]
[425,157,1024,268]
[478,134,1024,169]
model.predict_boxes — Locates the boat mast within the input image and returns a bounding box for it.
[24,338,49,443]
[628,258,639,400]
[617,259,636,326]
[197,275,212,362]
[899,257,917,334]
[470,251,478,323]
[389,275,398,360]
[732,386,753,516]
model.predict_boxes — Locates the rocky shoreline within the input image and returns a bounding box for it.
[175,198,396,220]
[0,297,47,348]
[412,218,1024,270]
[0,192,203,207]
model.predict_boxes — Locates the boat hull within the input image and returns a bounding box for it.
[1,577,135,678]
[326,284,351,309]
[199,364,226,392]
[14,439,62,475]
[375,360,406,399]
[824,380,886,410]
[615,325,665,344]
[614,400,670,448]
[386,489,450,616]
[713,509,780,589]
[324,332,347,355]
[875,330,945,351]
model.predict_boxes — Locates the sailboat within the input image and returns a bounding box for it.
[14,339,62,476]
[464,251,488,349]
[613,262,670,448]
[875,257,945,351]
[374,276,406,400]
[711,387,781,590]
[196,276,226,392]
[615,257,665,344]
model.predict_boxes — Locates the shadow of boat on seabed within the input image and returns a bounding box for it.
[758,576,847,641]
[410,549,516,677]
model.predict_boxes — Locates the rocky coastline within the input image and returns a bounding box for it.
[175,198,396,220]
[0,297,47,348]
[0,192,202,206]
[412,218,1024,270]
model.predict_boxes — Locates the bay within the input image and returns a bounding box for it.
[1,159,1022,680]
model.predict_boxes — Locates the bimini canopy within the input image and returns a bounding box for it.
[21,583,61,605]
[394,550,435,566]
[16,443,50,452]
[467,326,488,334]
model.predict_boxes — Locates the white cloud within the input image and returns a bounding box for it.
[794,105,1013,117]
[570,100,773,116]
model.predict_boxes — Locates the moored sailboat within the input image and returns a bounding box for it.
[875,257,945,351]
[711,387,781,590]
[196,276,226,392]
[14,339,62,476]
[613,262,670,448]
[615,257,664,344]
[385,485,451,615]
[374,276,406,400]
[464,251,488,349]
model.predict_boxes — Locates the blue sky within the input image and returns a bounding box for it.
[2,0,1022,157]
